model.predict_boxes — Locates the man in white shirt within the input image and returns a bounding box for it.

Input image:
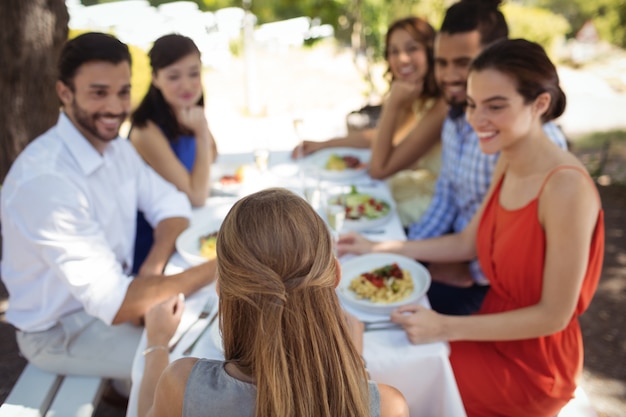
[0,33,215,385]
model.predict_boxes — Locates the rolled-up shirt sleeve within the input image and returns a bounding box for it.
[133,150,191,228]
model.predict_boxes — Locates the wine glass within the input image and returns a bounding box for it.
[253,148,269,173]
[303,176,321,210]
[292,116,306,188]
[326,200,346,253]
[292,117,304,149]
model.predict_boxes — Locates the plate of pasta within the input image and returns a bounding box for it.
[337,253,431,315]
[176,220,222,266]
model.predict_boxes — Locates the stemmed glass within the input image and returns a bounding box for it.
[292,116,306,190]
[253,148,269,173]
[326,197,346,253]
[253,137,270,184]
[292,117,304,154]
[303,169,321,210]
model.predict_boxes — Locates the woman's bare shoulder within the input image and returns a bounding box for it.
[150,358,200,417]
[378,383,409,417]
[165,357,200,381]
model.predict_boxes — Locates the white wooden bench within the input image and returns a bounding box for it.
[0,363,106,417]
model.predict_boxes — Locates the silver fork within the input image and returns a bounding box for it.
[169,297,216,353]
[183,311,219,356]
[363,320,403,332]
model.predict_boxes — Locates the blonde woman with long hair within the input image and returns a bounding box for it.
[137,188,408,417]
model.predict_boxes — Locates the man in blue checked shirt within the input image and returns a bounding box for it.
[338,0,567,315]
[406,0,567,315]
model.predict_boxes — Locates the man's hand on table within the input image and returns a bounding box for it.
[336,232,375,257]
[391,304,446,345]
[291,140,323,159]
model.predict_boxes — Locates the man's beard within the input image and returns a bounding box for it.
[71,99,127,143]
[448,98,466,116]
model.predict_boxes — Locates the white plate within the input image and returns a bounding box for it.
[343,211,392,232]
[327,189,394,232]
[176,219,222,266]
[210,163,255,195]
[304,147,370,181]
[337,253,431,316]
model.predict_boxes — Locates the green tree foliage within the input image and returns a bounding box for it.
[502,2,570,57]
[529,0,626,48]
[342,0,448,59]
[78,0,447,56]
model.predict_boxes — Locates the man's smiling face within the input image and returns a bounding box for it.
[434,30,482,112]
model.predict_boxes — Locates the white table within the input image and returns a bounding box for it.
[127,150,467,417]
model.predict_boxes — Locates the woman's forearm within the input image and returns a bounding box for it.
[369,101,402,179]
[187,128,213,207]
[372,231,476,264]
[441,301,574,342]
[138,348,169,417]
[369,98,446,179]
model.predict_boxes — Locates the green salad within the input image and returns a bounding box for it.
[330,185,391,221]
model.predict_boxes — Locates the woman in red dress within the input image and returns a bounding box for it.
[338,38,604,416]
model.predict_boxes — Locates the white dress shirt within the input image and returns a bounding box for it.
[1,113,191,332]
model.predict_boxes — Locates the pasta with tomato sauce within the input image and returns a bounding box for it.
[348,263,414,303]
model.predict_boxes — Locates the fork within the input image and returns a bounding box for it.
[183,311,219,356]
[169,297,216,353]
[363,320,403,332]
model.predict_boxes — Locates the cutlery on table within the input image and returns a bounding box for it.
[362,229,385,235]
[169,297,216,353]
[183,311,219,356]
[363,320,403,332]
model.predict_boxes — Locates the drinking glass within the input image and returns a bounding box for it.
[253,148,269,173]
[304,184,321,210]
[326,202,346,252]
[292,116,306,187]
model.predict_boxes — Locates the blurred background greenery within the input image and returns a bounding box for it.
[70,0,626,109]
[76,0,626,52]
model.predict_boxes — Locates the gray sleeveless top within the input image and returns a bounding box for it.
[183,359,381,417]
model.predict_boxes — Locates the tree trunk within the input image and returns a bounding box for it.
[0,0,68,183]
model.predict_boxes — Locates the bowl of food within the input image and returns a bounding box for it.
[176,221,221,266]
[337,253,431,315]
[327,185,393,231]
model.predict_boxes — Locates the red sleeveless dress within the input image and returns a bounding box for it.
[449,166,605,417]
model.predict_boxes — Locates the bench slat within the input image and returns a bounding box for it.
[44,376,105,417]
[0,364,61,417]
[0,363,105,417]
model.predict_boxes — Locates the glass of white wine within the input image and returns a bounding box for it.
[326,202,346,253]
[253,148,269,173]
[292,116,307,189]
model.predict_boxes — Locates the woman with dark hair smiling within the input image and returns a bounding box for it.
[339,39,604,416]
[129,34,218,274]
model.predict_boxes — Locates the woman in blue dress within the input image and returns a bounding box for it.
[129,34,218,274]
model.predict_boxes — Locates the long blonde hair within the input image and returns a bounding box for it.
[217,188,370,417]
